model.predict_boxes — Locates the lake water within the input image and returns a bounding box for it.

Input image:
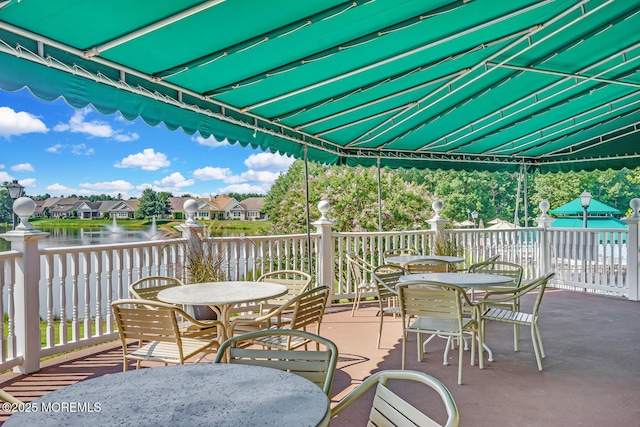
[0,222,244,251]
[0,223,159,251]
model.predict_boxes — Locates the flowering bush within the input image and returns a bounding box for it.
[264,161,436,234]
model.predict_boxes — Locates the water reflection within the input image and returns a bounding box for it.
[0,221,166,250]
[41,227,156,247]
[1,220,245,251]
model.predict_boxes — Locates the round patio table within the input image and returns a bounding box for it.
[3,363,330,427]
[399,272,513,288]
[157,281,288,335]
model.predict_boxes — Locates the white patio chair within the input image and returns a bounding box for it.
[480,272,555,370]
[398,282,482,385]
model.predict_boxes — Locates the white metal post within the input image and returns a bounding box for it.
[427,200,449,255]
[312,201,336,306]
[535,200,555,276]
[622,199,640,301]
[0,197,48,373]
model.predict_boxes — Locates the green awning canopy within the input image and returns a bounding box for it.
[550,198,621,216]
[0,0,638,173]
[550,217,628,228]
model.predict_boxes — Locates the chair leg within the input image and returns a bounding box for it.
[474,329,483,370]
[531,322,543,371]
[479,318,493,363]
[535,323,546,359]
[401,333,407,370]
[534,322,547,359]
[351,288,361,316]
[480,338,493,363]
[416,332,424,362]
[443,337,451,366]
[422,334,438,352]
[377,309,384,349]
[457,335,464,385]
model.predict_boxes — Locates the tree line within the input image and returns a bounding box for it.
[262,161,640,233]
[3,165,639,229]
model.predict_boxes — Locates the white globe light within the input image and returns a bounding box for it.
[13,197,36,230]
[539,200,550,212]
[318,201,330,220]
[183,199,198,214]
[13,197,36,217]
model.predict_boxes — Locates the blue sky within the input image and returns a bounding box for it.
[0,88,296,199]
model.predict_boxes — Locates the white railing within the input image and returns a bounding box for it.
[204,233,320,281]
[1,198,639,374]
[0,250,21,372]
[333,226,632,299]
[447,228,541,280]
[548,227,627,295]
[333,230,436,298]
[38,238,188,357]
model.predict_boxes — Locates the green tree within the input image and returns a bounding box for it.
[0,189,13,224]
[136,189,173,219]
[228,192,265,200]
[398,169,520,225]
[87,194,116,202]
[264,160,436,233]
[530,168,640,217]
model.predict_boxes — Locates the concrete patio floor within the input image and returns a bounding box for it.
[0,288,638,426]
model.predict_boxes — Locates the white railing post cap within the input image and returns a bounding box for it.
[318,200,330,221]
[629,198,640,219]
[14,196,36,230]
[183,198,199,225]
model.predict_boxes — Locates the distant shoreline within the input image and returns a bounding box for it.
[29,218,272,235]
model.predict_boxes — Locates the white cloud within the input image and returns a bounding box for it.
[244,152,295,171]
[217,183,271,194]
[79,180,134,192]
[54,108,112,137]
[0,106,48,139]
[153,172,194,189]
[46,144,63,153]
[114,148,170,171]
[0,163,5,169]
[191,153,290,193]
[11,163,34,172]
[0,175,33,189]
[47,180,136,198]
[124,173,194,194]
[71,144,95,156]
[192,166,232,181]
[193,134,229,147]
[136,183,153,192]
[45,183,76,195]
[224,170,280,185]
[114,132,139,142]
[17,178,36,189]
[54,107,139,141]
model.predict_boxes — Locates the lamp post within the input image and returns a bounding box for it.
[580,190,592,228]
[579,190,592,287]
[471,210,478,229]
[3,179,25,229]
[466,208,471,222]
